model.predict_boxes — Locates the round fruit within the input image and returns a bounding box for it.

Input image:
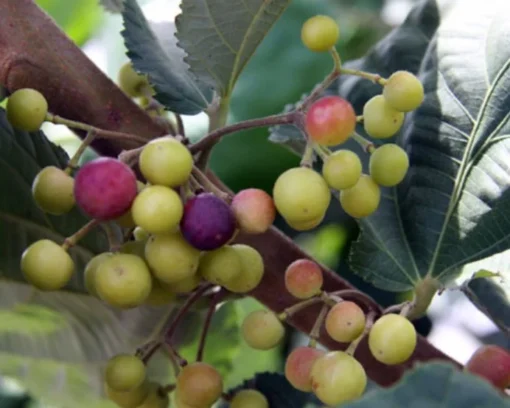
[322,150,362,190]
[95,253,152,309]
[136,382,169,408]
[6,88,48,132]
[369,143,409,187]
[32,166,75,215]
[180,193,237,251]
[285,346,325,392]
[368,314,417,365]
[84,252,112,297]
[116,209,136,228]
[383,70,424,112]
[118,62,150,98]
[285,214,324,231]
[301,15,339,53]
[223,244,264,293]
[167,274,201,294]
[325,301,366,343]
[230,189,276,234]
[133,227,150,242]
[198,246,242,286]
[465,345,510,390]
[305,96,356,146]
[105,381,149,408]
[145,277,177,306]
[363,95,405,139]
[139,137,193,188]
[105,354,146,392]
[231,389,269,408]
[339,174,380,218]
[273,167,331,223]
[132,185,183,235]
[176,362,223,407]
[310,351,367,405]
[241,310,284,350]
[20,239,74,291]
[144,232,200,284]
[284,259,323,299]
[74,158,138,220]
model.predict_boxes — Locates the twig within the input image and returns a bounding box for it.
[308,304,330,348]
[351,132,375,153]
[278,297,324,321]
[196,289,229,361]
[328,289,380,315]
[65,130,96,173]
[61,220,100,250]
[340,67,387,85]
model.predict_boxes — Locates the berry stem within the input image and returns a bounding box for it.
[328,289,380,314]
[300,142,315,167]
[277,297,324,321]
[175,113,185,137]
[339,68,387,85]
[137,339,162,364]
[196,288,228,362]
[65,130,96,174]
[351,132,375,154]
[189,111,297,154]
[191,166,232,201]
[159,384,176,395]
[308,303,330,348]
[164,342,188,367]
[118,146,144,167]
[356,115,364,123]
[164,283,216,343]
[101,222,122,252]
[61,219,100,250]
[313,144,331,161]
[346,311,376,356]
[45,113,149,145]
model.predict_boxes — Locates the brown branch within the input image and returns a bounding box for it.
[0,0,461,387]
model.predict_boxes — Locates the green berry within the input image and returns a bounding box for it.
[118,62,150,98]
[136,382,169,408]
[273,167,331,223]
[368,314,417,365]
[231,389,269,408]
[131,185,183,235]
[133,226,150,242]
[241,310,285,350]
[285,214,324,231]
[301,15,339,52]
[383,70,424,112]
[363,95,405,139]
[7,88,48,132]
[84,252,112,297]
[139,137,193,188]
[105,354,146,392]
[369,143,409,187]
[95,253,152,309]
[339,174,380,218]
[322,150,362,190]
[223,244,264,293]
[198,246,242,286]
[32,166,75,215]
[20,239,74,291]
[144,232,201,284]
[167,274,201,294]
[105,381,149,408]
[145,277,177,306]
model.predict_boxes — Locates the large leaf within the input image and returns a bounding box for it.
[270,0,510,293]
[121,0,212,115]
[175,0,292,98]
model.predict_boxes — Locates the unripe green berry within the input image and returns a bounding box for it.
[32,166,75,215]
[383,70,424,112]
[118,62,150,98]
[301,15,339,52]
[322,150,362,190]
[339,175,380,218]
[369,144,409,187]
[363,95,404,139]
[105,354,146,392]
[7,88,48,132]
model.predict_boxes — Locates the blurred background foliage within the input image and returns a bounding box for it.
[0,0,445,407]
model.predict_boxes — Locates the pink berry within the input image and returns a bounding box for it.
[74,158,138,220]
[180,192,236,251]
[285,346,325,392]
[231,188,276,234]
[284,259,323,299]
[465,345,510,390]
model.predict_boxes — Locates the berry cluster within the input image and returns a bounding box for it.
[238,258,418,406]
[5,12,427,408]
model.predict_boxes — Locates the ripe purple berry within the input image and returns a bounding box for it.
[74,158,138,220]
[180,193,236,251]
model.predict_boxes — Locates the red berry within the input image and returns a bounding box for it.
[305,96,356,146]
[285,346,325,392]
[74,158,138,220]
[231,188,276,234]
[180,193,236,251]
[465,345,510,390]
[285,259,323,299]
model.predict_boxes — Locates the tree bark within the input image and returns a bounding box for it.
[0,0,461,387]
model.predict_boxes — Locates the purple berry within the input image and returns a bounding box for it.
[74,157,138,220]
[180,193,236,250]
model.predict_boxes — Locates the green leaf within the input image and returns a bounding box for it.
[36,0,102,47]
[175,0,292,98]
[461,274,510,336]
[121,0,212,115]
[344,362,510,408]
[99,0,124,13]
[271,0,510,293]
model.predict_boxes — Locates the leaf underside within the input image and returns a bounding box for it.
[99,0,124,13]
[121,0,212,115]
[175,0,292,98]
[269,0,510,294]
